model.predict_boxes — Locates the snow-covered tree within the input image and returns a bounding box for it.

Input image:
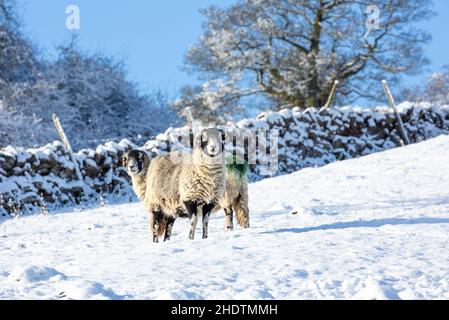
[1,37,180,148]
[1,1,181,148]
[0,0,44,146]
[0,0,37,85]
[171,80,249,124]
[183,0,434,119]
[401,66,449,105]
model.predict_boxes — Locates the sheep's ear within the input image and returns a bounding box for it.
[201,129,207,141]
[219,129,226,142]
[122,155,128,166]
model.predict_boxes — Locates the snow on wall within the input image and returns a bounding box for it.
[1,102,448,217]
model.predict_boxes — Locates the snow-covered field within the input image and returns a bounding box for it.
[1,135,449,300]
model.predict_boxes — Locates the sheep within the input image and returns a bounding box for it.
[123,128,227,242]
[221,156,249,230]
[123,149,250,241]
[122,149,173,240]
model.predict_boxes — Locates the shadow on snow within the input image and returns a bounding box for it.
[263,217,449,234]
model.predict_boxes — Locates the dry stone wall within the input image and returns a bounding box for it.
[1,103,448,217]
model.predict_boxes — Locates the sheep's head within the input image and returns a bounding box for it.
[122,150,150,176]
[195,128,226,159]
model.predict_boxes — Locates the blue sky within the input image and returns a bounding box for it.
[17,0,235,95]
[17,0,449,99]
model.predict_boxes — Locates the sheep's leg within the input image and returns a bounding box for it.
[193,205,203,239]
[150,210,161,243]
[202,211,210,239]
[224,206,234,231]
[202,202,216,239]
[184,201,198,240]
[189,215,198,240]
[164,217,176,241]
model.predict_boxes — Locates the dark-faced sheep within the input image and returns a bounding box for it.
[122,149,173,240]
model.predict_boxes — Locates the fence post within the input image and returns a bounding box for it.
[51,114,84,182]
[319,80,339,113]
[381,80,410,146]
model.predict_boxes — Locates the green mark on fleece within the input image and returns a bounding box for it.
[226,155,248,177]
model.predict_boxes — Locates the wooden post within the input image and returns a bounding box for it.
[184,107,194,129]
[52,114,84,182]
[382,80,410,146]
[319,80,339,113]
[184,107,195,148]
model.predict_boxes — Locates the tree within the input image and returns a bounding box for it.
[171,80,248,124]
[401,66,449,105]
[1,2,180,149]
[183,0,434,120]
[0,0,43,147]
[45,38,180,147]
[0,0,38,85]
[1,35,180,148]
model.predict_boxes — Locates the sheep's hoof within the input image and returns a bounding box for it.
[225,226,234,231]
[153,235,159,243]
[202,234,208,239]
[163,236,170,242]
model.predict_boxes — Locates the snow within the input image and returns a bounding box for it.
[1,135,449,300]
[4,265,122,299]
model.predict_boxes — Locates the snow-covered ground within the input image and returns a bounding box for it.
[1,135,449,300]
